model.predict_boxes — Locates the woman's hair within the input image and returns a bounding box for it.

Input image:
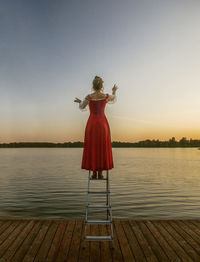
[92,75,104,91]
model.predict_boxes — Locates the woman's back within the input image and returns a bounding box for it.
[87,93,109,117]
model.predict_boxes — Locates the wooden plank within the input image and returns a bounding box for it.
[0,220,4,227]
[3,220,35,261]
[145,220,178,261]
[180,220,200,245]
[161,220,199,261]
[121,220,146,261]
[190,220,200,234]
[46,220,68,262]
[0,220,28,259]
[33,220,59,262]
[12,220,42,262]
[108,220,123,262]
[22,220,51,262]
[191,220,200,227]
[90,224,101,262]
[152,220,192,261]
[0,220,13,236]
[129,220,158,262]
[99,224,112,262]
[168,220,200,260]
[78,222,90,262]
[137,220,169,261]
[54,220,75,262]
[114,219,135,262]
[0,220,20,247]
[67,220,83,262]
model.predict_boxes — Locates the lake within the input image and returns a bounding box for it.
[0,148,199,220]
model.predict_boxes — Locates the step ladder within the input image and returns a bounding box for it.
[84,170,114,248]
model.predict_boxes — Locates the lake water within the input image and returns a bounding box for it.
[0,148,200,220]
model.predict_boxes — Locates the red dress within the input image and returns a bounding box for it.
[81,94,114,171]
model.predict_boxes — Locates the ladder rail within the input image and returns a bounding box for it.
[107,170,114,241]
[106,170,109,219]
[84,170,91,238]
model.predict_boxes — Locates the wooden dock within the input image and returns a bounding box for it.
[0,219,200,261]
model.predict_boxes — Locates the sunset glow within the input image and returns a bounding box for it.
[1,1,200,143]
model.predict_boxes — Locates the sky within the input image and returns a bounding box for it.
[0,0,200,143]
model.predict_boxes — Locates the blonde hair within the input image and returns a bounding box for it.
[92,76,104,91]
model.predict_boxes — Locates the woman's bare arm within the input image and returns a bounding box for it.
[74,96,89,110]
[107,84,118,102]
[79,98,89,109]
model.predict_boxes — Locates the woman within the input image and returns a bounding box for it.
[74,76,118,179]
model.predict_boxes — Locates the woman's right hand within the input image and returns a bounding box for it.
[74,97,81,103]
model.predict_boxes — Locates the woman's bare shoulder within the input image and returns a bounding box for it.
[85,94,91,100]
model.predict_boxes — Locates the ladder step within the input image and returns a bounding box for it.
[87,205,111,209]
[84,235,113,241]
[88,191,110,194]
[85,220,112,225]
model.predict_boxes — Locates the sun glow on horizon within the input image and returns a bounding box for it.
[0,1,200,142]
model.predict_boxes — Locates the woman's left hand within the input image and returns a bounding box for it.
[74,97,81,103]
[112,84,118,93]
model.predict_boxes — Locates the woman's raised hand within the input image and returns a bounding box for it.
[112,84,118,93]
[74,97,81,103]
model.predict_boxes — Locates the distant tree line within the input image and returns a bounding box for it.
[0,137,200,148]
[112,137,200,147]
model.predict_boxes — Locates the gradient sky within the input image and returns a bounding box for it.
[1,0,200,143]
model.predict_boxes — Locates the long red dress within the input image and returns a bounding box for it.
[81,94,114,171]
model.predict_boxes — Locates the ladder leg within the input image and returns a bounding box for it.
[106,170,109,220]
[84,170,91,239]
[107,170,115,248]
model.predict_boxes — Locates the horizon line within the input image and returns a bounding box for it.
[1,137,200,144]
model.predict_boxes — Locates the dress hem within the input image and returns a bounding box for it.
[81,167,114,171]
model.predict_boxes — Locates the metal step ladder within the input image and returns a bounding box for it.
[84,170,114,248]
